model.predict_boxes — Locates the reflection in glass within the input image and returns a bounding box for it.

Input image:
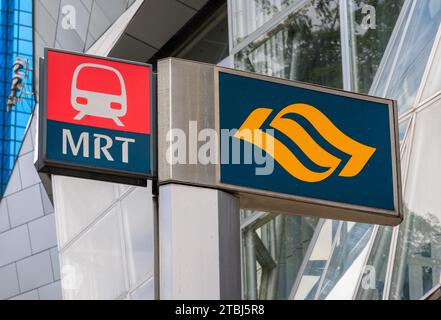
[121,187,154,287]
[235,0,343,89]
[242,212,319,299]
[390,101,441,300]
[62,207,126,300]
[52,175,117,247]
[420,27,441,102]
[293,220,335,300]
[355,226,393,300]
[177,4,229,65]
[372,0,411,97]
[398,118,411,144]
[347,0,404,93]
[293,221,374,300]
[390,206,441,299]
[383,0,441,114]
[317,223,373,299]
[231,0,297,46]
[357,1,441,301]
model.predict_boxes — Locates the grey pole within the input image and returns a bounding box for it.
[157,58,242,299]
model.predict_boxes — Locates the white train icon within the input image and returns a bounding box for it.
[71,63,127,127]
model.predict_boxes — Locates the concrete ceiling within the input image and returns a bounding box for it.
[109,0,210,62]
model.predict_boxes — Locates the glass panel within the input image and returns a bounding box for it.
[384,0,441,114]
[421,29,441,102]
[347,0,404,94]
[399,129,411,182]
[52,175,117,247]
[121,187,154,287]
[398,117,411,144]
[61,207,127,300]
[355,226,393,300]
[235,0,343,89]
[317,223,374,300]
[242,213,319,300]
[294,220,335,300]
[231,0,298,46]
[294,221,374,300]
[130,277,154,300]
[177,5,229,65]
[390,98,441,300]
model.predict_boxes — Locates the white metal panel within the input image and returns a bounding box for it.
[159,183,241,299]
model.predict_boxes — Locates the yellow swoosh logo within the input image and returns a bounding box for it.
[234,103,376,183]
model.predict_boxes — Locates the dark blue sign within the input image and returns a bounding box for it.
[46,121,151,175]
[218,70,399,212]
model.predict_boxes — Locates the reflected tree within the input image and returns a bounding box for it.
[237,0,343,88]
[236,0,404,92]
[349,0,404,93]
[391,205,441,300]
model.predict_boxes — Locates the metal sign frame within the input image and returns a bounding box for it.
[36,48,157,187]
[213,66,403,226]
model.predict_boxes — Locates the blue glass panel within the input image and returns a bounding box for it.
[18,0,32,13]
[18,39,31,53]
[18,11,31,25]
[18,25,31,40]
[15,125,25,141]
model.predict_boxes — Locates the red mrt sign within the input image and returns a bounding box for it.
[37,49,154,185]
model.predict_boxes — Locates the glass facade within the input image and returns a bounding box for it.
[241,210,319,299]
[0,0,34,196]
[231,0,298,46]
[233,0,441,300]
[346,0,403,93]
[235,0,342,89]
[358,0,441,300]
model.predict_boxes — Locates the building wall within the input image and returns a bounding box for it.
[0,114,60,300]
